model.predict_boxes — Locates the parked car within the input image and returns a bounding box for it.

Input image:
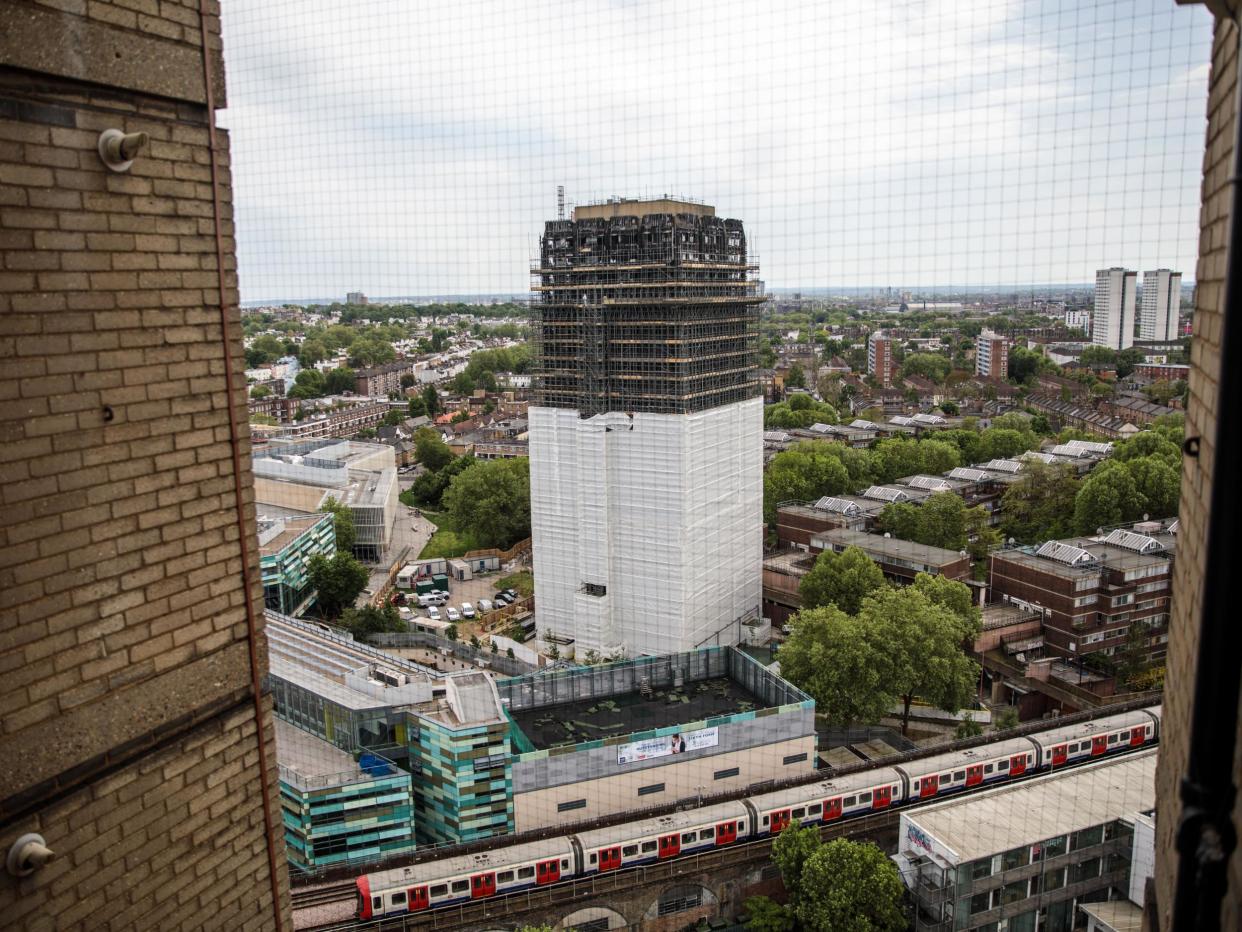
[493,591,512,605]
[477,599,493,614]
[461,602,477,619]
[426,606,440,621]
[418,592,448,608]
[446,607,460,622]
[502,588,518,600]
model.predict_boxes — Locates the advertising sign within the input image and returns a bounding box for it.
[617,726,719,765]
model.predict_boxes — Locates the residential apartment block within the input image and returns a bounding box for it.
[988,522,1175,664]
[975,329,1010,378]
[1092,268,1137,350]
[1138,269,1182,342]
[355,360,413,397]
[868,330,895,386]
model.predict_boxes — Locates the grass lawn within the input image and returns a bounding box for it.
[497,570,534,597]
[417,510,477,559]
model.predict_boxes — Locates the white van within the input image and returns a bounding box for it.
[418,591,448,608]
[477,598,493,614]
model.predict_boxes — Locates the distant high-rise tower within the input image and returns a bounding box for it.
[867,331,894,386]
[1093,268,1137,350]
[975,329,1010,378]
[346,291,368,305]
[1139,269,1182,341]
[529,198,763,657]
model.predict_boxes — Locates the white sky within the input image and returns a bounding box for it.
[220,0,1213,301]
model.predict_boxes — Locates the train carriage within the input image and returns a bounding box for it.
[1029,709,1158,769]
[748,767,905,835]
[895,737,1036,802]
[356,837,576,920]
[574,799,751,875]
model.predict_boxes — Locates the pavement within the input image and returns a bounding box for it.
[358,506,437,606]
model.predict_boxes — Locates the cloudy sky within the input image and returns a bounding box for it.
[220,0,1213,302]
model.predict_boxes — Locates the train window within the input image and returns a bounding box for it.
[430,885,447,897]
[497,871,513,884]
[451,880,469,894]
[1119,730,1130,741]
[391,892,406,905]
[1068,743,1079,753]
[998,760,1009,771]
[809,803,821,814]
[1108,734,1118,744]
[984,764,994,774]
[792,808,805,819]
[372,897,382,911]
[701,827,715,839]
[737,821,745,830]
[589,853,597,863]
[642,841,657,853]
[762,815,769,825]
[844,796,857,806]
[682,832,696,843]
[518,866,534,879]
[562,859,570,869]
[911,780,919,790]
[858,792,872,804]
[623,845,638,856]
[953,771,965,782]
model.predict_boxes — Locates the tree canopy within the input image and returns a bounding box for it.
[771,828,905,932]
[319,496,357,551]
[877,491,997,561]
[414,427,453,471]
[340,604,405,636]
[778,606,893,726]
[763,443,851,523]
[441,457,531,549]
[797,545,886,615]
[308,552,369,619]
[763,397,840,430]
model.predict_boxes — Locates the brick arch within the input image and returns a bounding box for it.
[640,882,719,924]
[559,905,628,929]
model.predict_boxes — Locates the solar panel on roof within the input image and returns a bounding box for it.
[863,486,910,502]
[1019,451,1057,464]
[1048,444,1090,458]
[983,459,1023,472]
[889,415,914,426]
[1169,519,1179,534]
[850,419,879,430]
[949,467,990,481]
[1103,528,1164,554]
[814,496,861,515]
[912,413,945,424]
[907,475,953,491]
[1036,540,1096,566]
[808,422,832,433]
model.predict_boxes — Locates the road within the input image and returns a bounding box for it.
[360,507,437,605]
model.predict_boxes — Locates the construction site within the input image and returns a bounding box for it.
[531,197,765,416]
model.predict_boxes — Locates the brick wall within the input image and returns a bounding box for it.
[0,2,290,929]
[1152,13,1241,932]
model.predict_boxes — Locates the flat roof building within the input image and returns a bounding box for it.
[1093,268,1137,351]
[898,750,1155,932]
[259,510,336,615]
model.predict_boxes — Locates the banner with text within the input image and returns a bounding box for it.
[617,727,719,765]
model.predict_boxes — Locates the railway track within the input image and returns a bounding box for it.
[293,881,359,911]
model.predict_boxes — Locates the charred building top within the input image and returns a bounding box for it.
[532,198,763,416]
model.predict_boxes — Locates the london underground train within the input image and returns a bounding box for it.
[356,705,1160,920]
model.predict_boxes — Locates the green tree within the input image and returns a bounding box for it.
[319,496,357,551]
[1114,429,1181,466]
[773,829,905,932]
[743,896,796,932]
[999,463,1080,544]
[324,367,357,395]
[911,572,982,634]
[340,604,405,636]
[899,352,951,382]
[1123,456,1180,518]
[785,362,807,389]
[250,384,271,399]
[246,334,285,367]
[288,368,326,399]
[414,427,453,471]
[798,545,886,614]
[308,552,369,619]
[995,706,1021,730]
[778,607,894,726]
[441,457,531,549]
[861,586,979,735]
[978,427,1034,461]
[421,384,441,416]
[956,714,983,739]
[299,339,327,367]
[382,410,403,427]
[763,444,850,523]
[445,624,458,642]
[1074,460,1142,534]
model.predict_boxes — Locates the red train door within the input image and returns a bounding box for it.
[598,846,622,871]
[716,821,737,845]
[1091,735,1107,756]
[770,809,792,833]
[823,798,843,821]
[966,765,984,787]
[1010,754,1026,776]
[873,786,892,809]
[470,873,496,898]
[1130,728,1146,747]
[536,859,560,884]
[658,834,680,859]
[1051,744,1067,766]
[920,775,939,799]
[408,886,429,911]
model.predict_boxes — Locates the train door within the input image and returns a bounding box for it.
[658,834,680,859]
[1091,735,1107,756]
[1009,754,1026,776]
[470,873,496,899]
[966,765,984,787]
[770,809,792,833]
[823,798,843,821]
[536,859,560,885]
[408,886,429,912]
[1051,744,1068,766]
[598,846,622,872]
[920,775,939,799]
[1130,728,1146,747]
[716,821,738,845]
[873,785,892,809]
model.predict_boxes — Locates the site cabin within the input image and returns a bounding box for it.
[1031,709,1158,769]
[895,737,1036,801]
[356,838,575,919]
[750,768,904,834]
[574,800,751,875]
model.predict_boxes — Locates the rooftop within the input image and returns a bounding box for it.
[275,717,363,783]
[572,197,714,220]
[812,527,968,568]
[906,749,1155,864]
[508,675,765,751]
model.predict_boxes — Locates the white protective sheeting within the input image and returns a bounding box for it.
[529,398,762,657]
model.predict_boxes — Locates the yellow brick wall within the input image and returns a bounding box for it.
[1152,13,1241,932]
[0,2,290,929]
